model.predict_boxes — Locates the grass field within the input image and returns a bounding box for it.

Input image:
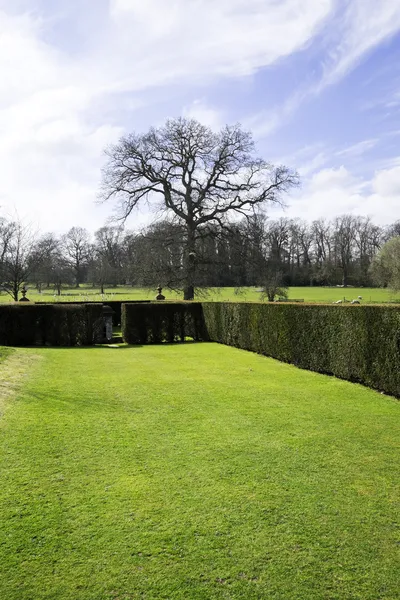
[1,343,399,599]
[1,285,399,304]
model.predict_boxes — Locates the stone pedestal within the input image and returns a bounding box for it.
[102,305,114,342]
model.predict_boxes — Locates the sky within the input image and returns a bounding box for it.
[0,0,400,234]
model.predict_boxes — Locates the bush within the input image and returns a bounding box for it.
[202,302,400,397]
[0,304,103,346]
[122,302,208,344]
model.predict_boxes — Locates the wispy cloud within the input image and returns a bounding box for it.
[320,0,400,88]
[108,0,332,82]
[244,0,400,139]
[335,139,378,157]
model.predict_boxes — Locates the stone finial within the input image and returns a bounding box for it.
[19,286,30,302]
[156,286,165,301]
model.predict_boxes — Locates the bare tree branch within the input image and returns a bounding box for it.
[100,117,299,299]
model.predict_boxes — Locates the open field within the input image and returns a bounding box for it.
[1,285,399,304]
[1,343,399,599]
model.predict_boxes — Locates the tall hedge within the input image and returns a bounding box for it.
[36,300,151,326]
[122,302,208,344]
[0,304,103,346]
[202,302,400,398]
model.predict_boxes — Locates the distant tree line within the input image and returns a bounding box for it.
[0,214,399,300]
[120,214,399,291]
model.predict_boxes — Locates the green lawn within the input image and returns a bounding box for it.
[1,285,399,304]
[0,343,399,599]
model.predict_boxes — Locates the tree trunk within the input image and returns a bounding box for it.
[183,283,194,301]
[75,266,80,288]
[183,224,196,300]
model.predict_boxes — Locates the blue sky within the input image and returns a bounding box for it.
[0,0,399,233]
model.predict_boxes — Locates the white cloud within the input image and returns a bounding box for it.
[0,8,123,233]
[242,87,311,139]
[335,139,378,157]
[0,0,334,232]
[373,164,400,197]
[297,153,328,177]
[109,0,332,81]
[285,162,400,225]
[244,0,400,139]
[0,0,399,233]
[182,100,222,130]
[321,0,400,87]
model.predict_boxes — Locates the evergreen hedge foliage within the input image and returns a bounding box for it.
[202,302,400,397]
[0,304,103,346]
[36,300,151,326]
[105,300,151,326]
[122,302,208,344]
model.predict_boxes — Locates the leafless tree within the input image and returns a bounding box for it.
[61,227,91,288]
[0,221,39,301]
[28,233,64,292]
[100,117,299,299]
[332,215,358,287]
[353,216,382,285]
[91,226,125,290]
[0,219,15,266]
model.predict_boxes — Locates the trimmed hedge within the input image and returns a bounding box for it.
[122,302,208,344]
[36,300,151,326]
[0,304,103,346]
[103,300,150,326]
[202,302,400,398]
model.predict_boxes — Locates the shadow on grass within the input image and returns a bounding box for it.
[10,340,207,351]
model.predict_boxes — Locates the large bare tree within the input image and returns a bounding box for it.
[100,118,299,299]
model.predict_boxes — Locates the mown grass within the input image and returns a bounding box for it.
[0,343,399,599]
[1,285,399,304]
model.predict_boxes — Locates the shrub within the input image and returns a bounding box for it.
[0,304,103,346]
[201,302,400,397]
[122,302,208,344]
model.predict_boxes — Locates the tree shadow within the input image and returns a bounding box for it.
[12,340,208,350]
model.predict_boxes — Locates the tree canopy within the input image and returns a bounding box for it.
[370,236,400,290]
[100,118,299,299]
